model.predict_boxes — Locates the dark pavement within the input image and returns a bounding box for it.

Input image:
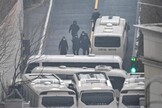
[24,0,49,55]
[24,0,138,72]
[42,0,94,55]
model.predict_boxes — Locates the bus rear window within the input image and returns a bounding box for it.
[81,92,114,105]
[95,36,120,47]
[56,74,73,80]
[42,96,74,107]
[122,95,144,106]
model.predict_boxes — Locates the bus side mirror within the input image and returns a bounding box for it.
[68,83,75,90]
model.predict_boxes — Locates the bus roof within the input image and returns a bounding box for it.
[72,71,113,92]
[121,79,145,92]
[30,66,127,80]
[27,54,122,64]
[95,65,127,78]
[24,55,122,74]
[22,73,74,95]
[31,66,95,75]
[94,16,126,36]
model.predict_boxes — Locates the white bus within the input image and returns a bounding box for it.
[69,71,118,108]
[31,66,95,85]
[21,73,77,108]
[118,76,145,108]
[95,65,127,91]
[30,65,127,92]
[24,54,123,74]
[95,65,127,101]
[92,16,128,59]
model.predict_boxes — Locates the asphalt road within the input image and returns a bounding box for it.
[42,0,94,55]
[24,0,138,72]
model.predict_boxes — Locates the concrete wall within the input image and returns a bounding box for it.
[143,29,162,61]
[137,24,162,107]
[0,0,17,23]
[0,0,23,100]
[145,65,162,108]
[140,0,162,23]
[139,1,162,107]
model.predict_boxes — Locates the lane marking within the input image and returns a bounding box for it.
[94,0,99,9]
[38,0,53,55]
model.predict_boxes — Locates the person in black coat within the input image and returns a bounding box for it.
[59,36,68,55]
[72,35,80,55]
[69,20,80,39]
[91,9,100,31]
[80,31,91,55]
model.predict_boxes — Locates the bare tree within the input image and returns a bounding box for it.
[0,3,46,101]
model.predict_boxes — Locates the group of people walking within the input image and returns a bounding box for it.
[59,9,100,55]
[72,31,91,55]
[59,21,91,55]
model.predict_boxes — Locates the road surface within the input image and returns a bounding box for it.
[24,0,138,72]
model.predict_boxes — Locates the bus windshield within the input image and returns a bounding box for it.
[95,36,120,47]
[42,96,74,107]
[81,92,114,105]
[122,95,144,106]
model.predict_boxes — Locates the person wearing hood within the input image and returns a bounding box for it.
[69,20,80,39]
[79,31,91,55]
[59,36,68,55]
[72,35,80,55]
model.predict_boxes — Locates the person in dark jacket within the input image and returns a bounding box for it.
[69,20,80,39]
[59,36,68,55]
[91,9,100,31]
[72,35,80,55]
[80,32,91,55]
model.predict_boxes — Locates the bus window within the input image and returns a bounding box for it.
[95,36,120,47]
[81,92,114,105]
[26,63,39,73]
[122,95,144,106]
[42,62,120,69]
[56,74,73,80]
[42,96,74,107]
[109,76,125,91]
